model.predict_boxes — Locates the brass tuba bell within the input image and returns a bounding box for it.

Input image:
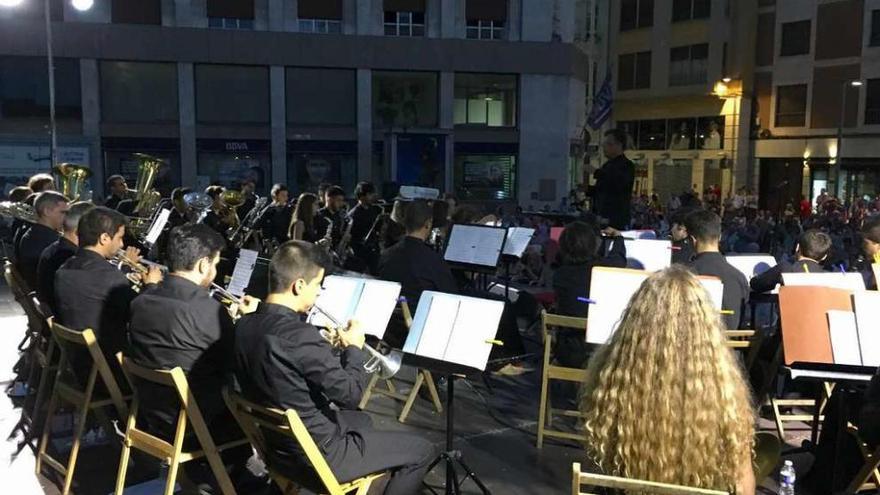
[131,153,165,216]
[53,163,92,202]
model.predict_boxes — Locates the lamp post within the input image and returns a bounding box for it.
[836,79,863,202]
[1,0,93,169]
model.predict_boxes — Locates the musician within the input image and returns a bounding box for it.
[236,179,258,222]
[289,193,322,243]
[36,202,94,312]
[860,216,880,289]
[54,207,163,378]
[27,173,55,193]
[346,182,382,273]
[750,229,831,294]
[17,191,69,291]
[258,183,293,247]
[203,185,236,237]
[315,185,347,251]
[12,191,37,262]
[685,209,749,330]
[128,224,258,490]
[5,186,32,258]
[169,187,192,228]
[669,207,696,265]
[234,241,434,495]
[104,175,129,210]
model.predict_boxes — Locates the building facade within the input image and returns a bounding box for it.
[0,0,591,206]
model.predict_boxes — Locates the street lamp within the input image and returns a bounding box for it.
[0,0,93,170]
[835,80,863,201]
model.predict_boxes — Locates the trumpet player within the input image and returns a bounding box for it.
[36,202,94,312]
[128,223,258,492]
[204,185,238,237]
[54,207,163,381]
[17,191,69,292]
[103,174,131,211]
[233,241,434,495]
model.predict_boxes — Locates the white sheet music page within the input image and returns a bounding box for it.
[697,277,724,310]
[502,227,535,257]
[351,280,401,339]
[587,268,649,344]
[443,296,505,370]
[144,208,171,246]
[412,293,459,361]
[227,248,259,297]
[622,239,672,272]
[853,291,880,367]
[725,255,777,281]
[781,272,866,291]
[309,276,361,329]
[444,225,506,267]
[827,310,862,366]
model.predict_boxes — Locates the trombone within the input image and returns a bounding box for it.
[310,304,402,379]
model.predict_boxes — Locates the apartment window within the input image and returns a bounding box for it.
[100,62,178,123]
[866,79,880,124]
[0,56,81,119]
[384,11,425,36]
[207,0,254,29]
[669,43,708,86]
[467,20,504,40]
[111,0,161,24]
[195,65,269,124]
[672,0,710,22]
[298,0,342,33]
[620,0,654,31]
[454,73,517,127]
[618,51,652,90]
[373,71,438,128]
[466,0,507,40]
[871,10,880,46]
[286,68,356,126]
[775,84,808,127]
[780,20,811,56]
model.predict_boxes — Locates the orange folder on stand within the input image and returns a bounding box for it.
[778,286,854,365]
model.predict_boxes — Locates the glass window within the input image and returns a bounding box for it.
[697,116,725,150]
[672,0,710,22]
[669,43,708,86]
[865,79,880,124]
[100,61,178,123]
[197,141,270,195]
[111,0,161,24]
[288,145,357,195]
[621,0,654,31]
[618,51,652,90]
[637,119,666,149]
[667,117,696,150]
[373,71,438,128]
[775,84,808,127]
[0,56,81,120]
[466,19,505,40]
[780,20,811,56]
[298,18,342,33]
[286,67,356,126]
[195,65,269,124]
[455,154,516,200]
[454,73,517,127]
[617,121,639,150]
[871,10,880,47]
[208,17,254,29]
[384,11,425,37]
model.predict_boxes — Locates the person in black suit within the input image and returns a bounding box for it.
[234,241,434,495]
[36,202,94,312]
[104,175,130,211]
[128,224,258,492]
[257,183,293,248]
[587,129,636,229]
[750,229,831,294]
[669,207,697,265]
[346,182,383,273]
[17,191,69,291]
[684,209,749,330]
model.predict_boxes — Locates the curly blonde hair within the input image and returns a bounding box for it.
[580,266,754,491]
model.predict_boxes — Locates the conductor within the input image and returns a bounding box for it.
[588,128,636,229]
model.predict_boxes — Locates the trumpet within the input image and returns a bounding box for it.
[311,304,402,379]
[112,249,161,290]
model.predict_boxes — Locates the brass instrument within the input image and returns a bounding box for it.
[311,304,402,379]
[131,153,165,217]
[0,201,38,223]
[54,163,92,201]
[219,190,243,230]
[112,249,159,290]
[229,196,268,249]
[184,192,212,223]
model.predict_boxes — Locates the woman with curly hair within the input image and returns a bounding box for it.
[580,265,756,494]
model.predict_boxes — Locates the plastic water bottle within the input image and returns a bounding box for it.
[779,460,795,495]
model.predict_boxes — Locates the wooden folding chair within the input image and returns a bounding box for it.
[536,311,589,449]
[572,463,729,495]
[846,423,880,492]
[224,388,386,495]
[36,321,130,495]
[769,381,834,441]
[114,355,249,495]
[357,300,442,423]
[11,297,57,450]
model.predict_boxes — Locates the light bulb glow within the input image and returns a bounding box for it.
[71,0,93,11]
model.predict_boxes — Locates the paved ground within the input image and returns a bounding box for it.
[0,280,808,494]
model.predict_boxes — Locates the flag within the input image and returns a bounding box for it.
[587,71,613,130]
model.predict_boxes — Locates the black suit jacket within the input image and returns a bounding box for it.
[378,236,458,307]
[589,154,636,229]
[750,258,825,294]
[552,236,627,318]
[689,252,750,330]
[36,237,77,311]
[17,223,60,292]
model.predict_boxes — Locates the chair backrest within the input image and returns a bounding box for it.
[541,311,588,341]
[572,464,730,495]
[723,330,754,349]
[224,388,346,494]
[48,321,128,418]
[4,260,28,299]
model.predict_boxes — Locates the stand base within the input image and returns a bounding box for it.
[425,449,491,495]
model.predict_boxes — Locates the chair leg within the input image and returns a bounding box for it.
[35,390,60,475]
[164,455,182,495]
[355,478,375,495]
[536,371,550,449]
[203,447,238,495]
[358,373,380,410]
[423,371,443,413]
[771,398,786,440]
[31,365,56,440]
[114,439,132,495]
[61,405,91,495]
[399,372,425,423]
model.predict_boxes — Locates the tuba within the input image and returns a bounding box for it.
[0,201,38,223]
[53,163,92,202]
[220,189,244,231]
[131,153,164,217]
[184,192,212,223]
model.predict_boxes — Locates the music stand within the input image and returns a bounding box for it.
[443,224,507,291]
[403,292,505,495]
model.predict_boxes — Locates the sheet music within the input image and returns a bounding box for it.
[725,255,777,281]
[351,280,401,339]
[782,272,866,291]
[587,268,649,344]
[227,249,259,297]
[827,310,862,366]
[619,230,657,240]
[411,294,459,361]
[309,276,361,329]
[144,208,171,246]
[697,277,724,310]
[443,297,504,369]
[789,368,874,382]
[502,227,534,257]
[853,291,880,367]
[622,239,672,272]
[443,225,506,267]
